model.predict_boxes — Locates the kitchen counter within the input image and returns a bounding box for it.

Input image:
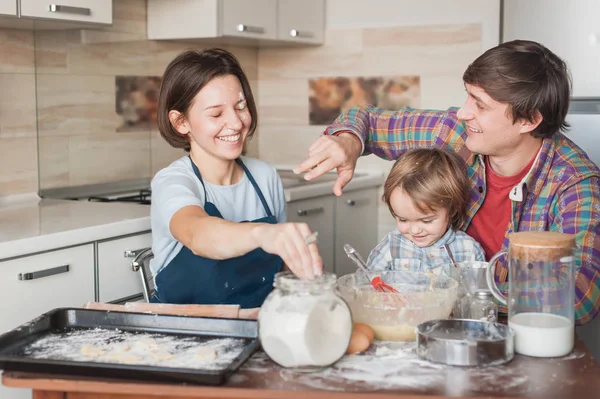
[3,338,599,398]
[276,168,384,202]
[0,194,150,260]
[0,169,383,260]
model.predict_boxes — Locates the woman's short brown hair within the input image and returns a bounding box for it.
[463,40,571,139]
[383,148,470,230]
[156,48,257,151]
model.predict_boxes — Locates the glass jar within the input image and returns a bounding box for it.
[469,290,498,322]
[487,231,576,357]
[258,271,352,370]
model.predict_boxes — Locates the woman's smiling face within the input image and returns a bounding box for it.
[173,74,251,161]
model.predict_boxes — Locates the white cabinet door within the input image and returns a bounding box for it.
[98,232,151,303]
[0,1,17,16]
[20,0,112,25]
[287,195,335,274]
[0,244,95,334]
[221,0,277,40]
[277,0,324,44]
[503,0,600,97]
[334,188,379,277]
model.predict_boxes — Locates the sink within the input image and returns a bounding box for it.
[277,170,363,189]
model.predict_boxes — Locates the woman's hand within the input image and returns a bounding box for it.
[252,223,323,279]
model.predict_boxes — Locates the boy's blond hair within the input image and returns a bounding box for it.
[383,148,470,229]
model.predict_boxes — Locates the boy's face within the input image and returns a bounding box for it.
[390,188,450,248]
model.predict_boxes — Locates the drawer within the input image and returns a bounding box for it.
[19,0,112,25]
[97,233,151,303]
[0,244,95,334]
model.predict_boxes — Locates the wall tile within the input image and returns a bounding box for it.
[0,138,38,196]
[68,132,151,187]
[36,74,120,138]
[0,73,36,139]
[0,29,34,73]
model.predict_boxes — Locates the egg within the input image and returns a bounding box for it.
[346,330,371,354]
[353,323,375,343]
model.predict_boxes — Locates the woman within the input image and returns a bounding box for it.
[150,48,322,308]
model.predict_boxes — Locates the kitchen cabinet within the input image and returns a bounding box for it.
[502,0,600,97]
[0,1,17,16]
[0,244,93,399]
[0,0,112,30]
[278,0,324,45]
[334,188,379,276]
[147,0,325,46]
[286,187,379,277]
[0,244,95,334]
[286,195,335,273]
[97,232,151,303]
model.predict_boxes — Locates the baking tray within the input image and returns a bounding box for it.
[0,307,260,385]
[416,319,515,367]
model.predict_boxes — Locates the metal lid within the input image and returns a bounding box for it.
[474,290,493,300]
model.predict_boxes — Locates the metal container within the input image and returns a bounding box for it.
[416,319,515,366]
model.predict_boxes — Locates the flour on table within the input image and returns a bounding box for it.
[242,341,531,394]
[23,328,246,371]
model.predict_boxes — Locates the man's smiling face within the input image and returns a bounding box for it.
[457,84,534,158]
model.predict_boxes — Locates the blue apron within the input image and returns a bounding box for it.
[152,157,283,308]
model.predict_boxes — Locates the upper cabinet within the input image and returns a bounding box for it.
[0,0,112,30]
[147,0,325,46]
[220,0,277,40]
[0,1,17,16]
[277,0,324,45]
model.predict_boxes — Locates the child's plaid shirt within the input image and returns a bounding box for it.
[366,227,486,275]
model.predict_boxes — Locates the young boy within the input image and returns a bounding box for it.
[367,148,485,274]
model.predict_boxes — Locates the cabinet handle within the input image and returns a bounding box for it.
[48,4,91,16]
[237,24,265,34]
[124,248,150,258]
[346,200,356,206]
[289,29,314,38]
[297,207,324,217]
[18,265,69,281]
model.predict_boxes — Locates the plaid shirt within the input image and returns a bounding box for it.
[327,106,600,325]
[366,227,486,275]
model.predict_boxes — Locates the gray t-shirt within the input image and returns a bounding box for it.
[150,156,287,276]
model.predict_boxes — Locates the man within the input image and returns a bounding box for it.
[295,40,600,325]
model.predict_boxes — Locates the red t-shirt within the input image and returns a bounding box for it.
[467,155,536,260]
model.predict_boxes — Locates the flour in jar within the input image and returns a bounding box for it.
[22,328,246,370]
[259,294,352,368]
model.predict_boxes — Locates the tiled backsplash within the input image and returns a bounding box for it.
[0,0,498,240]
[0,0,258,196]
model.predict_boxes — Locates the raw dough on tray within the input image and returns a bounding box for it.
[195,346,218,361]
[80,345,106,358]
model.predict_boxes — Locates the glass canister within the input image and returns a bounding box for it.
[258,271,353,369]
[486,231,576,357]
[449,261,489,319]
[469,290,498,322]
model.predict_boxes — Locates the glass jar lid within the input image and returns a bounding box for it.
[274,271,337,294]
[474,289,493,300]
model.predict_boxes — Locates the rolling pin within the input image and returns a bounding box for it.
[83,302,259,320]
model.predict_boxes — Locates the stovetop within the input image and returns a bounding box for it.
[87,189,151,205]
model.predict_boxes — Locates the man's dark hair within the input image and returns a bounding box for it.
[463,40,572,138]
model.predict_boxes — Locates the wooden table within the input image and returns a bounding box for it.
[3,338,599,399]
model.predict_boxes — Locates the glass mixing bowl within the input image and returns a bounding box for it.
[337,270,458,341]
